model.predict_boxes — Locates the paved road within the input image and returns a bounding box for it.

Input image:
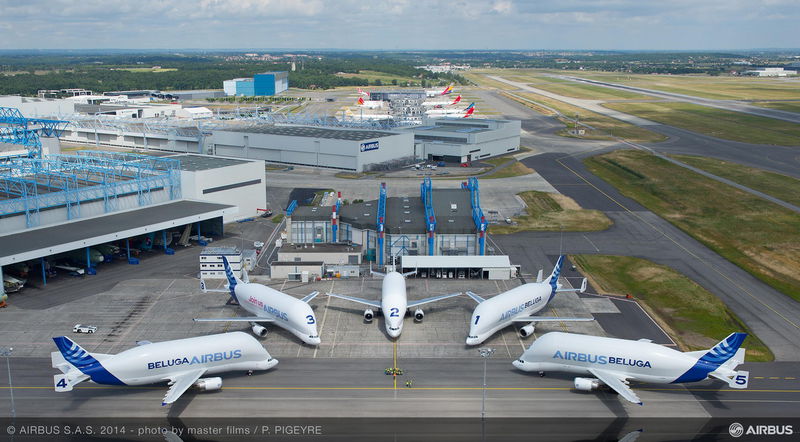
[557,75,800,124]
[489,153,800,361]
[2,357,797,420]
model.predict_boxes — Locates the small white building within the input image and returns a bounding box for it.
[179,107,213,120]
[200,247,243,279]
[743,67,797,77]
[399,255,516,280]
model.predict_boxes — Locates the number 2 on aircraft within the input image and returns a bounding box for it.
[389,308,399,317]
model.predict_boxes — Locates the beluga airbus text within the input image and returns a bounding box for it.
[194,256,321,345]
[513,331,749,405]
[52,332,277,406]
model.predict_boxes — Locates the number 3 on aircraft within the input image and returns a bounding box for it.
[306,315,315,324]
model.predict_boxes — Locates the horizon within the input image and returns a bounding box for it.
[1,0,796,51]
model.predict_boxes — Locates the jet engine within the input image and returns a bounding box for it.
[518,324,535,338]
[414,308,424,321]
[251,324,268,337]
[574,377,601,392]
[194,377,222,391]
[364,309,374,322]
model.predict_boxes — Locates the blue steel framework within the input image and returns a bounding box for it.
[376,183,387,267]
[0,151,181,228]
[462,177,488,255]
[420,177,436,256]
[0,107,68,158]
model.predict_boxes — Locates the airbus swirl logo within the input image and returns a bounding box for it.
[729,422,744,438]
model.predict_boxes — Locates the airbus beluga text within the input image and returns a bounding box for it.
[194,256,321,345]
[513,331,749,405]
[52,332,277,406]
[465,255,591,345]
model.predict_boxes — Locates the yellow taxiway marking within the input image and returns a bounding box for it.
[6,386,800,393]
[393,340,398,390]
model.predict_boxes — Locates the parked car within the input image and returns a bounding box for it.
[460,162,471,167]
[73,324,97,334]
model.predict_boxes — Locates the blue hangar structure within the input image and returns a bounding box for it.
[223,71,289,97]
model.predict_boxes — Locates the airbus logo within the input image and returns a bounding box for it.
[553,350,653,368]
[729,422,793,437]
[147,350,242,370]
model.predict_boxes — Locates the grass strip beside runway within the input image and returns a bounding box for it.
[585,150,800,303]
[573,254,773,362]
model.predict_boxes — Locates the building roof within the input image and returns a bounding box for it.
[279,243,360,254]
[222,125,399,141]
[270,261,324,266]
[384,196,425,234]
[400,255,510,269]
[430,189,477,234]
[0,200,237,266]
[164,154,251,171]
[293,190,477,235]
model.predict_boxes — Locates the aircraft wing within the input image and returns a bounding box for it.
[300,291,320,303]
[464,291,486,304]
[194,317,274,323]
[511,316,594,323]
[407,292,462,308]
[162,368,206,406]
[587,368,642,405]
[327,292,382,308]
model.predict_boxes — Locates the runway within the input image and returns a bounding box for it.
[1,357,797,419]
[489,153,800,361]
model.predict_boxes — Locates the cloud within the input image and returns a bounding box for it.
[0,0,795,49]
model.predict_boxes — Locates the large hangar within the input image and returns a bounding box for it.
[404,117,521,163]
[210,125,415,172]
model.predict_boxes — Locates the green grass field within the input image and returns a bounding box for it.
[575,71,800,101]
[480,157,534,179]
[584,150,800,302]
[490,191,612,234]
[603,101,800,146]
[749,101,800,113]
[671,155,800,207]
[573,255,773,361]
[336,70,418,85]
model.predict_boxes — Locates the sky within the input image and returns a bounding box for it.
[0,0,797,51]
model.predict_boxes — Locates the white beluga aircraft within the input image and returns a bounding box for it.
[465,255,591,345]
[327,267,461,338]
[194,257,321,345]
[52,332,277,406]
[513,331,749,405]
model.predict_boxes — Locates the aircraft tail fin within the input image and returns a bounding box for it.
[698,332,747,367]
[463,103,475,117]
[52,336,99,371]
[546,255,566,299]
[221,256,241,303]
[451,95,462,105]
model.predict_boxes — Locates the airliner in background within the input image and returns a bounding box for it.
[426,83,454,97]
[426,102,475,118]
[52,332,277,406]
[194,257,321,345]
[465,255,591,345]
[422,94,462,108]
[513,331,749,405]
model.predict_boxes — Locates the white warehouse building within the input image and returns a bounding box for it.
[210,125,415,172]
[404,117,522,164]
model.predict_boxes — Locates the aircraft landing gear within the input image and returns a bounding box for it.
[538,371,545,377]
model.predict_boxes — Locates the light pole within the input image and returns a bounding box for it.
[0,347,14,419]
[478,347,495,421]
